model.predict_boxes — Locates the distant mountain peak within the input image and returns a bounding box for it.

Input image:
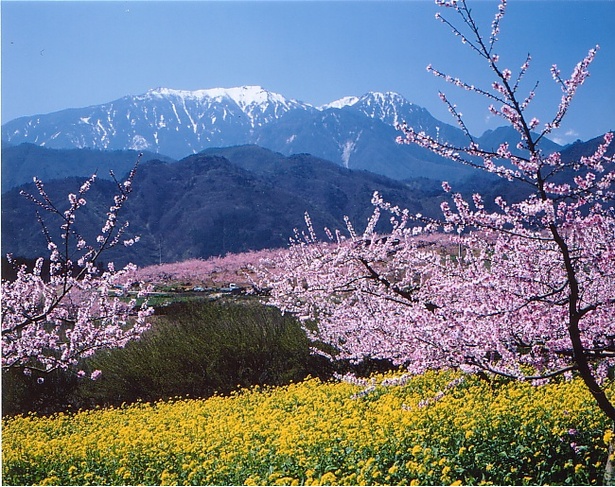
[351,91,419,126]
[319,96,360,110]
[319,91,410,112]
[140,86,310,127]
[361,91,407,102]
[144,85,304,108]
[356,91,416,110]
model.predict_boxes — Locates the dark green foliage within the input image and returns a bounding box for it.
[2,299,340,415]
[80,299,334,407]
[2,367,82,417]
[2,147,441,266]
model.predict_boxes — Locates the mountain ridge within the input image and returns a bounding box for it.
[3,139,610,266]
[1,146,442,266]
[1,143,175,193]
[2,85,565,182]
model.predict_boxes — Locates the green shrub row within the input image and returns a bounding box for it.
[2,298,393,416]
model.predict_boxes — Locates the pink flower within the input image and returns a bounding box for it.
[91,370,103,381]
[3,158,151,379]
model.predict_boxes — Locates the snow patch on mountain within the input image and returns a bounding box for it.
[320,96,359,110]
[340,131,362,168]
[130,135,150,151]
[146,86,284,107]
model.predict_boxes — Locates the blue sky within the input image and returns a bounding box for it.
[2,1,614,145]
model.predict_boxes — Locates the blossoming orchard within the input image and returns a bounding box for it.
[258,0,615,471]
[1,158,153,378]
[2,0,615,484]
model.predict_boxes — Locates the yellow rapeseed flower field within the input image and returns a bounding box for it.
[2,371,613,485]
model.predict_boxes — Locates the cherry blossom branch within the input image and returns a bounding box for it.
[2,156,153,377]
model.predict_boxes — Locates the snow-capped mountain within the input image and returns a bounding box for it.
[1,86,479,181]
[2,86,315,159]
[142,86,309,128]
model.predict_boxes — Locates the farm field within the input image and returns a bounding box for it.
[3,371,612,486]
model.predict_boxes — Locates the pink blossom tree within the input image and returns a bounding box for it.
[259,0,615,436]
[2,158,153,379]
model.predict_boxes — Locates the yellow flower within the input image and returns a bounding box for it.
[160,469,178,485]
[320,471,337,485]
[39,476,61,485]
[1,372,612,486]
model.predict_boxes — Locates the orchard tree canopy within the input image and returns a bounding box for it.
[258,0,615,423]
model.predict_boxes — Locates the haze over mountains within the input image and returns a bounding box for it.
[1,86,562,183]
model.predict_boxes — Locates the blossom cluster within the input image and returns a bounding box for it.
[2,157,153,376]
[260,184,615,382]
